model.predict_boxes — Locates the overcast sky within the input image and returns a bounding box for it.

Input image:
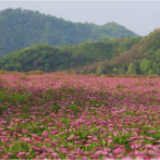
[0,1,160,36]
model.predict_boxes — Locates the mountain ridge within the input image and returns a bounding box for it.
[0,27,159,75]
[0,8,139,57]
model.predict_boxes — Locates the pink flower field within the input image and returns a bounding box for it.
[0,72,160,159]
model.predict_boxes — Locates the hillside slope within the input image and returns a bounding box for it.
[0,8,139,57]
[0,37,140,72]
[74,29,160,75]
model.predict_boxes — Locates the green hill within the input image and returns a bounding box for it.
[0,37,140,72]
[0,27,159,75]
[74,29,160,75]
[0,8,139,57]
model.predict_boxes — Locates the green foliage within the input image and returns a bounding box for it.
[0,8,138,57]
[96,65,103,75]
[76,28,160,75]
[0,37,140,72]
[127,63,137,74]
[0,9,160,76]
[113,133,132,149]
[140,59,151,74]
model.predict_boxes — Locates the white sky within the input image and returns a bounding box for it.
[0,1,160,36]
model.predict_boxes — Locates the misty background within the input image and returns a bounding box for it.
[0,1,160,36]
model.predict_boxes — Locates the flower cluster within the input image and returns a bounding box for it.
[0,72,160,159]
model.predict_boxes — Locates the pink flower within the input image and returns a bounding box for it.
[41,131,49,138]
[17,152,26,158]
[1,155,9,159]
[135,155,146,159]
[113,148,122,154]
[122,156,133,160]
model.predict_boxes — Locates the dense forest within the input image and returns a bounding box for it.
[0,37,141,72]
[0,27,159,75]
[0,8,159,75]
[73,29,160,75]
[0,8,138,57]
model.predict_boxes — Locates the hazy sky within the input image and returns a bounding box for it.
[0,1,160,36]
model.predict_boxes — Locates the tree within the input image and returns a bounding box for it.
[127,63,137,74]
[96,65,103,75]
[140,59,151,74]
[152,62,159,74]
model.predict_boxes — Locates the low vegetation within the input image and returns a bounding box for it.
[0,72,160,159]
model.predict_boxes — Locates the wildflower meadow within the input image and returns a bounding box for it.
[0,72,160,159]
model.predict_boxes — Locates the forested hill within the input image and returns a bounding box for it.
[0,8,139,57]
[0,37,141,72]
[73,28,160,75]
